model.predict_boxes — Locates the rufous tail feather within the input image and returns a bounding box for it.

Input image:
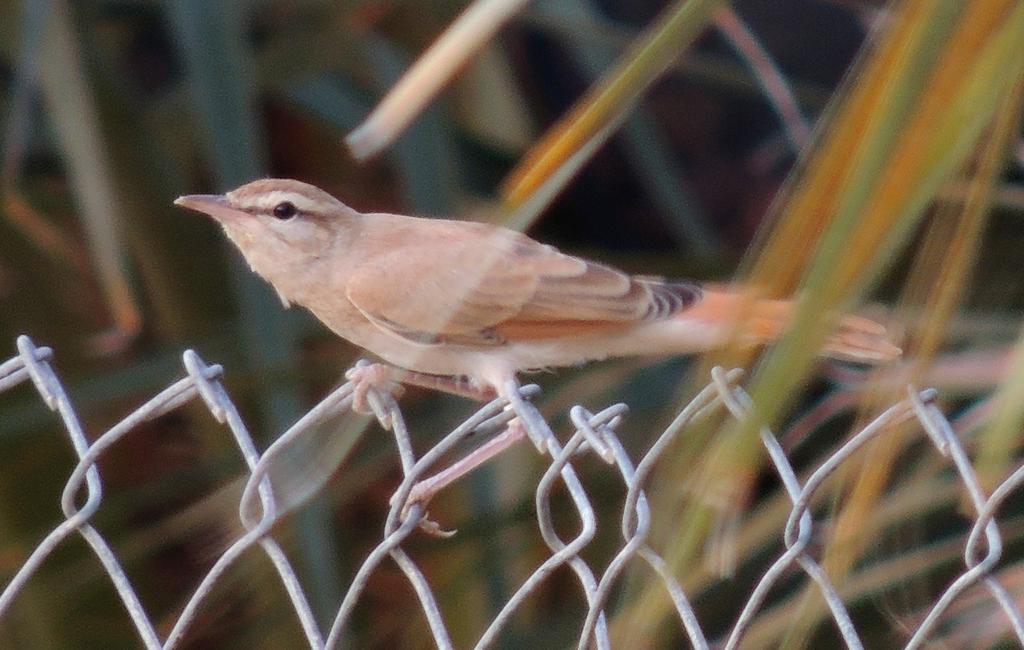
[687,288,902,363]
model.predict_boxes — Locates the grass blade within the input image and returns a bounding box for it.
[500,0,723,229]
[346,0,532,160]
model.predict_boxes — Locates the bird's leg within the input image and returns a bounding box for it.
[400,379,536,533]
[394,370,498,402]
[404,420,527,509]
[346,363,497,414]
[347,362,498,413]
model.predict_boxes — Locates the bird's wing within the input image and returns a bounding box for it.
[345,218,701,346]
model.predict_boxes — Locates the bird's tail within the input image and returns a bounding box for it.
[686,288,902,364]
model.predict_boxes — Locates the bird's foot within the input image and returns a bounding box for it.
[346,363,404,415]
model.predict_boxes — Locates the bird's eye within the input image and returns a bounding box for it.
[272,201,298,220]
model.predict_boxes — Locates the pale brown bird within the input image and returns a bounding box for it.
[176,179,900,509]
[175,179,899,403]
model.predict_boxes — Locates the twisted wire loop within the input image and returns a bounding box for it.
[2,335,1024,648]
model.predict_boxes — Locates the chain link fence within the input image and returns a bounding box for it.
[1,334,1024,648]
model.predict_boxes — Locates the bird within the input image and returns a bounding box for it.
[175,178,900,403]
[175,178,900,511]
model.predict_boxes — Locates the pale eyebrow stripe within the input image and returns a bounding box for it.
[230,190,326,214]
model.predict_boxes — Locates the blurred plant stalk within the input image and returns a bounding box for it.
[615,1,1024,645]
[499,0,722,231]
[346,0,724,235]
[712,6,810,151]
[346,0,532,160]
[11,1,143,343]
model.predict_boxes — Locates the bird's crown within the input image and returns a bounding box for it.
[226,178,345,217]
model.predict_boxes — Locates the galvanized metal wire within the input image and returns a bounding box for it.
[2,334,1023,648]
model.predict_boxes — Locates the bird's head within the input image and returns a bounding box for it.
[175,179,355,282]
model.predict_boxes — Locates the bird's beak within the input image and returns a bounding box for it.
[173,194,238,221]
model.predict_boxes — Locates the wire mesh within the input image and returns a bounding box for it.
[2,334,1023,648]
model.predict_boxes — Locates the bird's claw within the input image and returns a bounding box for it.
[391,485,457,538]
[417,514,457,538]
[346,363,405,415]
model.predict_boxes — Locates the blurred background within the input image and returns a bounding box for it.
[1,0,1023,648]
